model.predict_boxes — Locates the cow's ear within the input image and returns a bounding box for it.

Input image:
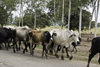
[29,31,32,37]
[53,33,57,36]
[69,34,73,38]
[73,34,76,36]
[45,33,47,35]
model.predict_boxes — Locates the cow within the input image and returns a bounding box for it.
[29,30,51,59]
[12,27,31,53]
[49,29,80,60]
[87,37,100,67]
[71,31,81,52]
[48,31,81,54]
[0,27,13,50]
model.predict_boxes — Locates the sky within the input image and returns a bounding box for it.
[87,6,100,23]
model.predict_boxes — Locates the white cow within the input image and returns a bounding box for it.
[49,29,80,60]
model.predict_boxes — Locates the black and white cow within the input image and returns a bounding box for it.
[49,29,80,60]
[87,37,100,67]
[0,27,13,50]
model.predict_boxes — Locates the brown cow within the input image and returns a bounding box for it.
[29,30,51,59]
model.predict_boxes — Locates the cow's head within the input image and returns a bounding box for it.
[50,32,57,41]
[69,34,80,46]
[43,31,51,43]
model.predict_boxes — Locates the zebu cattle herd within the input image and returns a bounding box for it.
[0,26,100,67]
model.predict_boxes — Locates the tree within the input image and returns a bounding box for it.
[1,0,17,25]
[18,8,51,28]
[68,0,71,30]
[61,0,64,29]
[94,0,99,37]
[47,0,91,30]
[0,6,8,27]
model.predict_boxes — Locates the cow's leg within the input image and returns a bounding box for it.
[65,48,69,58]
[30,43,33,56]
[44,44,49,59]
[65,47,73,60]
[0,43,2,49]
[98,53,100,64]
[23,42,27,54]
[4,42,8,50]
[42,44,45,58]
[42,43,49,59]
[8,41,11,49]
[13,41,16,53]
[87,52,97,67]
[18,41,21,51]
[69,51,73,60]
[33,44,36,54]
[16,42,18,51]
[55,45,59,58]
[61,46,64,60]
[48,42,54,54]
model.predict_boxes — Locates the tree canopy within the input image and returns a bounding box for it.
[0,6,8,27]
[47,0,93,30]
[0,0,96,30]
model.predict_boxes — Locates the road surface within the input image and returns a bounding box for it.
[0,49,99,67]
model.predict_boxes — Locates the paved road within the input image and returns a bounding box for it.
[0,49,99,67]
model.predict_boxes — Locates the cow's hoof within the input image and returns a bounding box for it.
[62,50,65,53]
[98,58,100,64]
[6,47,8,50]
[55,54,59,58]
[17,48,18,51]
[50,50,53,54]
[23,50,25,54]
[61,56,64,60]
[69,56,73,60]
[19,48,20,51]
[13,50,16,53]
[26,49,28,52]
[0,47,2,50]
[41,56,44,58]
[31,55,33,57]
[46,57,49,60]
[87,65,89,67]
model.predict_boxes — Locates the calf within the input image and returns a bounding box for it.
[29,30,51,59]
[87,37,100,67]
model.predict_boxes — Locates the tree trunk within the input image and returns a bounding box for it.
[88,0,97,39]
[94,0,99,37]
[54,0,56,28]
[68,0,71,30]
[21,0,23,26]
[34,11,36,30]
[9,9,12,25]
[34,0,36,29]
[79,5,82,38]
[1,22,3,27]
[61,0,64,29]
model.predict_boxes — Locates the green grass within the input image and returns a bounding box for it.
[39,26,100,34]
[40,26,67,31]
[81,27,100,34]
